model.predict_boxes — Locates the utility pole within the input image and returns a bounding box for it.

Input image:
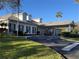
[16,0,20,36]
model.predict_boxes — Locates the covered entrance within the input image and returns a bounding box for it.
[43,27,61,36]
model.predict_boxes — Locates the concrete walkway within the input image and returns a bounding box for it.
[42,42,67,47]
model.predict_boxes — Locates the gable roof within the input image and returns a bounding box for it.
[0,14,12,19]
[0,13,37,26]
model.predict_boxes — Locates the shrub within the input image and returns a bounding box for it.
[13,31,25,36]
[61,32,71,37]
[71,29,79,34]
[61,32,79,38]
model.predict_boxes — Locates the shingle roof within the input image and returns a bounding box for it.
[0,13,19,21]
[0,14,12,19]
[0,12,26,20]
[37,21,73,26]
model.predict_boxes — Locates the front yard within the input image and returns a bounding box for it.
[0,35,62,59]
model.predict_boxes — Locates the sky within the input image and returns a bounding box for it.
[0,0,79,22]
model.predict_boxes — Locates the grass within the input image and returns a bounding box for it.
[0,35,62,59]
[66,38,79,41]
[62,36,79,42]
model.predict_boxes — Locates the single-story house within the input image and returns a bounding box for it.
[0,12,76,36]
[36,21,75,36]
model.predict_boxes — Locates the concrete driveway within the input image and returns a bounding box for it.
[28,36,79,59]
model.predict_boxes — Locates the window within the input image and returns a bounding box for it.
[26,26,29,33]
[19,25,24,32]
[9,23,16,32]
[32,27,34,33]
[26,26,31,33]
[28,26,31,33]
[14,24,16,31]
[32,27,36,34]
[9,23,11,32]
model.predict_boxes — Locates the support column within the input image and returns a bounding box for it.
[7,20,10,34]
[53,29,56,36]
[36,27,37,34]
[7,23,9,34]
[68,25,72,32]
[31,26,33,34]
[23,25,26,33]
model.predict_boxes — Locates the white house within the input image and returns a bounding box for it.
[0,12,37,35]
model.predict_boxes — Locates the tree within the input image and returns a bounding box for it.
[0,0,21,36]
[1,23,7,29]
[75,0,79,3]
[56,11,62,21]
[0,0,20,10]
[0,23,4,28]
[0,22,7,33]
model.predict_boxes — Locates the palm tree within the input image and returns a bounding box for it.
[56,11,62,21]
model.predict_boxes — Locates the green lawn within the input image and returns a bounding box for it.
[66,38,79,41]
[71,38,79,41]
[0,37,62,59]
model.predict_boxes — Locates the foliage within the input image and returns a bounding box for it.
[61,32,79,38]
[0,23,7,27]
[71,29,79,34]
[75,0,79,3]
[61,32,70,36]
[0,0,20,10]
[56,11,62,18]
[0,23,7,33]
